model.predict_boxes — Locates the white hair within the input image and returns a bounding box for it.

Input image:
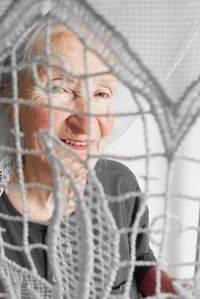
[0,16,62,91]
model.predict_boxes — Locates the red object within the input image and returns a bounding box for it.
[139,266,176,297]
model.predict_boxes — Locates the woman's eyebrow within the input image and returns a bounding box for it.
[49,70,77,87]
[48,72,117,91]
[94,77,117,90]
[50,68,65,78]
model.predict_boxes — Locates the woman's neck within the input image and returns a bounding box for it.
[7,174,54,221]
[7,173,78,221]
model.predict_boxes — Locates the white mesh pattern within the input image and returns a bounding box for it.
[0,0,199,299]
[55,189,119,299]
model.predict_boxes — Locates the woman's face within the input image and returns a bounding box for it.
[19,28,116,185]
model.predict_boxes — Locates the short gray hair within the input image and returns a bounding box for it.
[0,16,59,94]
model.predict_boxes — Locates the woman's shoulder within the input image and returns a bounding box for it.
[94,160,141,229]
[94,159,139,193]
[95,158,136,177]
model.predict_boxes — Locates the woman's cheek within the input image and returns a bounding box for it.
[25,107,51,133]
[95,102,115,137]
[20,107,49,150]
[22,108,69,151]
[23,106,66,133]
[100,115,115,138]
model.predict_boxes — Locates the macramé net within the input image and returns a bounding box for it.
[0,0,199,298]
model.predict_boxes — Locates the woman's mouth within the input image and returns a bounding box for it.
[61,139,91,152]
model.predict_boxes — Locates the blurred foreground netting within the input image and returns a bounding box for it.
[0,0,199,298]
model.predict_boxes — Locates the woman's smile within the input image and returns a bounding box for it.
[60,138,96,154]
[18,27,116,188]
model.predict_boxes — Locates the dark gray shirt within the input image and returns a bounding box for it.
[0,159,156,297]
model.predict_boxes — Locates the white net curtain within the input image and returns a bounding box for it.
[90,0,200,279]
[0,0,199,298]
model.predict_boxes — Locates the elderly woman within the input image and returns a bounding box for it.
[0,19,176,298]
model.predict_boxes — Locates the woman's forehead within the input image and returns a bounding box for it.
[35,28,117,86]
[36,30,106,69]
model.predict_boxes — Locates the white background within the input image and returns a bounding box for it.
[1,0,200,280]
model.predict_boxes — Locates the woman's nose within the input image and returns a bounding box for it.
[67,95,91,134]
[67,114,89,134]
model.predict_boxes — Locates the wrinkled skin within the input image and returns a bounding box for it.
[8,27,117,220]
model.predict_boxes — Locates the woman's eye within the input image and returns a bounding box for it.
[94,89,112,100]
[47,79,74,101]
[96,92,109,98]
[51,79,69,93]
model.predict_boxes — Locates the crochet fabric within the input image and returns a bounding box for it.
[0,0,199,298]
